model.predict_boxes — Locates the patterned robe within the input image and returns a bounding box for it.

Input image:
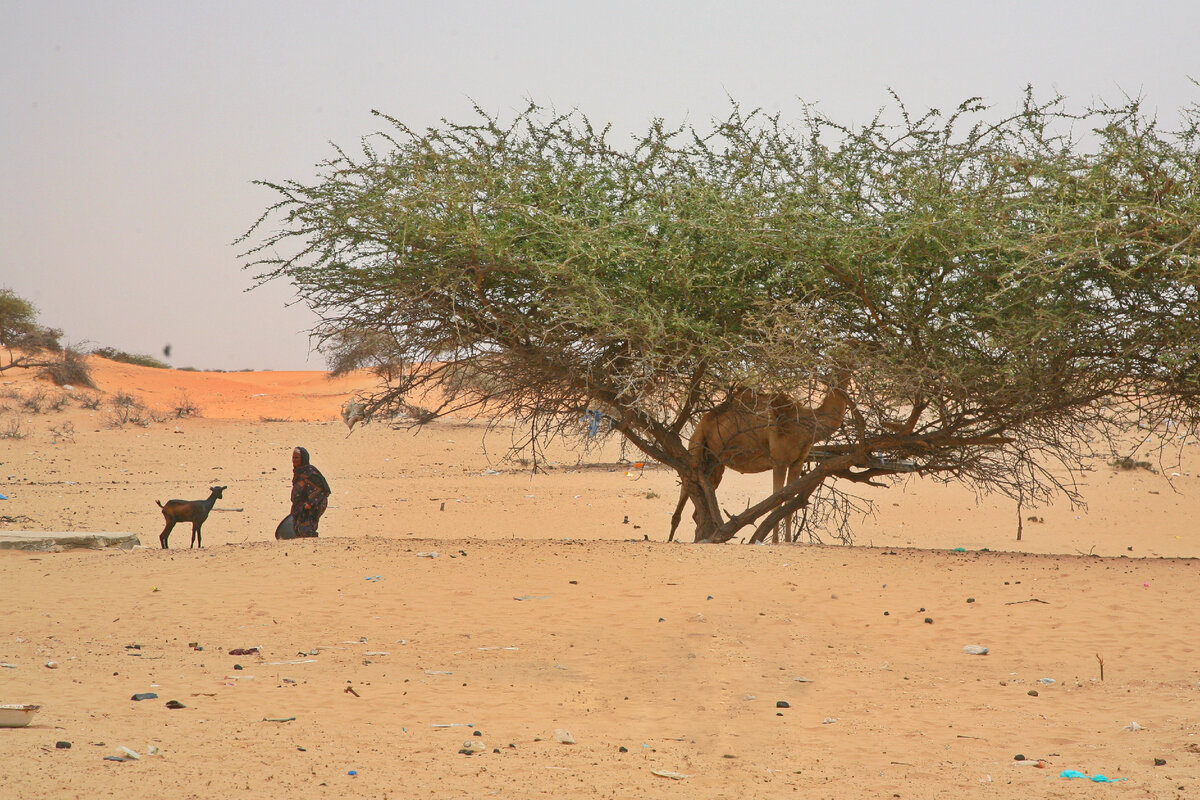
[291,452,331,537]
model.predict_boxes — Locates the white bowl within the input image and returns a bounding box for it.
[0,704,41,727]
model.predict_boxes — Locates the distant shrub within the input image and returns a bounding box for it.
[91,347,170,369]
[172,392,200,418]
[105,394,161,428]
[77,393,102,410]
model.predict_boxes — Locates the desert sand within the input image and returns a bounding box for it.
[2,354,1199,799]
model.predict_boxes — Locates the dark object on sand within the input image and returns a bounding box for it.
[156,485,227,549]
[275,514,296,540]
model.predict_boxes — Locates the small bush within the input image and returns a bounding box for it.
[172,392,200,418]
[48,420,75,443]
[40,347,94,388]
[19,388,46,414]
[0,417,26,440]
[91,347,170,369]
[77,393,102,410]
[1113,456,1154,471]
[104,393,161,427]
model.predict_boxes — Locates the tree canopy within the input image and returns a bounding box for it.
[243,91,1200,543]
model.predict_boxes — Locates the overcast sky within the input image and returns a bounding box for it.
[2,1,1196,370]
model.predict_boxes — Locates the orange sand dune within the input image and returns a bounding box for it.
[1,355,1198,798]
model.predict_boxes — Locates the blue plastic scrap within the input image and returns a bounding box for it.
[1059,769,1124,782]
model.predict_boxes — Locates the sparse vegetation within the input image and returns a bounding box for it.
[1112,456,1155,472]
[77,393,102,410]
[39,347,94,388]
[48,420,75,443]
[172,392,200,418]
[104,393,161,428]
[0,417,27,440]
[19,388,46,414]
[91,347,171,369]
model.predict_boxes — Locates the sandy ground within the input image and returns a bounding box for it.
[2,355,1199,799]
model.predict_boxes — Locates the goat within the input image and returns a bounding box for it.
[156,485,226,549]
[341,400,366,431]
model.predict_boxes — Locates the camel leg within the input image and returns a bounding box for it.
[668,483,688,542]
[772,464,788,544]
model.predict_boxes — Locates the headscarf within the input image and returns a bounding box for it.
[293,447,331,495]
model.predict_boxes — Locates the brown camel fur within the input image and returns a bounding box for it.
[669,372,851,543]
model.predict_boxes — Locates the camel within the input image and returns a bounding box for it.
[668,371,851,543]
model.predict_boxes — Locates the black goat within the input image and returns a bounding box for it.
[156,486,226,549]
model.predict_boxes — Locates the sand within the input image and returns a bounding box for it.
[2,355,1199,798]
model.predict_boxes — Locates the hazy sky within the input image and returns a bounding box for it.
[2,1,1197,370]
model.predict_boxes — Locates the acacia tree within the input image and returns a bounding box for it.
[243,92,1200,543]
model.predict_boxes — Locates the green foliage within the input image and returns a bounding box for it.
[91,347,171,369]
[245,92,1200,543]
[0,289,40,348]
[0,288,61,352]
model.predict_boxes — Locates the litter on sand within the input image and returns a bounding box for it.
[651,770,692,780]
[1060,769,1125,782]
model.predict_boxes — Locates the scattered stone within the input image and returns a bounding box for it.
[44,661,58,669]
[966,597,976,603]
[473,730,482,736]
[1014,754,1026,761]
[1155,758,1167,766]
[776,701,790,708]
[553,728,575,744]
[233,664,243,670]
[924,617,933,624]
[103,756,127,762]
[55,741,71,749]
[618,746,628,753]
[1027,690,1039,697]
[130,693,158,702]
[165,700,186,709]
